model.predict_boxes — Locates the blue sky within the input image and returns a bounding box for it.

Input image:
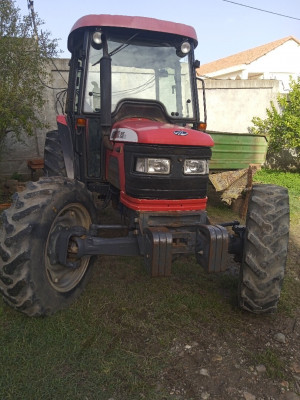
[16,0,300,64]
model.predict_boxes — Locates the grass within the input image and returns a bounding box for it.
[0,256,242,400]
[251,349,287,380]
[0,168,299,399]
[252,168,300,316]
[253,168,300,224]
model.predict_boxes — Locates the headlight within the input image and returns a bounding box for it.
[135,158,170,174]
[184,159,208,175]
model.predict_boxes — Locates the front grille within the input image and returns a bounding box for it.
[124,144,211,200]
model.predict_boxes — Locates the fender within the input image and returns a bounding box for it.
[56,115,75,179]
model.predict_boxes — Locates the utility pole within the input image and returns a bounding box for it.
[27,0,39,41]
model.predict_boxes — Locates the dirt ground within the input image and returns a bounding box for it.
[160,225,300,400]
[0,181,299,400]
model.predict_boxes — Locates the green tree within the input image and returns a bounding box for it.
[0,0,58,149]
[251,78,300,161]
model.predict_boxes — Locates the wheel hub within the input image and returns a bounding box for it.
[45,203,92,293]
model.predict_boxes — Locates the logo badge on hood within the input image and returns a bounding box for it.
[174,130,188,136]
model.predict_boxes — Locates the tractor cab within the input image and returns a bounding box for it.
[64,15,209,189]
[67,15,205,122]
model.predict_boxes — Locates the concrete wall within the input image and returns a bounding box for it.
[0,59,284,177]
[200,79,280,133]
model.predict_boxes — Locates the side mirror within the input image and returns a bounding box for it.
[194,60,200,69]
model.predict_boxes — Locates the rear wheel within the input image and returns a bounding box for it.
[238,184,289,313]
[0,177,97,316]
[44,130,67,177]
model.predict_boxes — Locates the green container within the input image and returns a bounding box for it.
[208,131,268,170]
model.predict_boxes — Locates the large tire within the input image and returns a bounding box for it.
[238,184,289,313]
[0,177,97,316]
[44,130,67,176]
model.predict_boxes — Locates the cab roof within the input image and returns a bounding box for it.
[68,14,198,51]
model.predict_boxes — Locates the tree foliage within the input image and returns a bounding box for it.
[251,78,300,159]
[0,0,58,148]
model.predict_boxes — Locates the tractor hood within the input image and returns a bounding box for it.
[110,118,214,147]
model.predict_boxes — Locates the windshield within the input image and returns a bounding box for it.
[84,36,195,119]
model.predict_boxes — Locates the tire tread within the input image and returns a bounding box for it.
[238,184,289,313]
[0,177,95,316]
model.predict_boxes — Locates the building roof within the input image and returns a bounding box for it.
[198,36,300,76]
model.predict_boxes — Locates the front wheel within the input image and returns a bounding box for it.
[238,184,289,313]
[0,177,97,316]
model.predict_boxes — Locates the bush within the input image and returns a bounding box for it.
[251,78,300,169]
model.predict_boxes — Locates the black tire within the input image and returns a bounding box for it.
[238,184,289,313]
[44,130,67,176]
[0,177,97,316]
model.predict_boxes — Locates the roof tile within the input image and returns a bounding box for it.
[197,36,300,76]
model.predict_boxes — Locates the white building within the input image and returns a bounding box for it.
[197,36,300,92]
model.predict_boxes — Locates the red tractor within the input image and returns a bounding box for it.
[0,15,289,316]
